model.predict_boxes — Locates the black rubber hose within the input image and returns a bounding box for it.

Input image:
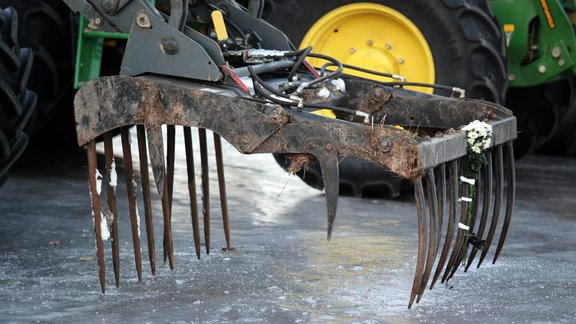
[287,45,313,81]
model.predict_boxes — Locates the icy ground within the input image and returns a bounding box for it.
[1,129,575,322]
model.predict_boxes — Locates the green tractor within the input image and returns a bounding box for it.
[1,0,575,193]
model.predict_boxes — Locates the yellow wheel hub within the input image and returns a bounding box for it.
[301,3,435,93]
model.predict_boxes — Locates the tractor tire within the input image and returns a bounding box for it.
[0,6,37,185]
[264,0,507,198]
[0,0,74,135]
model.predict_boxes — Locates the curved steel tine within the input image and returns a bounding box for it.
[493,141,515,263]
[87,140,106,293]
[120,127,143,282]
[104,133,121,286]
[164,125,176,264]
[416,169,438,303]
[408,177,427,309]
[199,128,211,254]
[183,127,201,259]
[136,125,156,276]
[478,145,503,268]
[450,167,482,278]
[435,164,446,254]
[214,133,232,250]
[465,149,492,272]
[430,160,457,289]
[442,158,467,283]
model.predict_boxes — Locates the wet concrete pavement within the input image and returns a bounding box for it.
[1,134,575,323]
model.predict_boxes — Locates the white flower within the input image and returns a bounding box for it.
[462,120,492,154]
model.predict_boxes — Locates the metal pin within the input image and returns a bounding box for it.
[199,128,211,254]
[104,133,121,286]
[87,140,106,293]
[478,145,503,268]
[120,128,143,282]
[214,133,232,250]
[493,142,515,263]
[430,160,457,289]
[183,126,201,259]
[408,177,426,309]
[136,125,156,275]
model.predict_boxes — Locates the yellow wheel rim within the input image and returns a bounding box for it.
[301,3,435,93]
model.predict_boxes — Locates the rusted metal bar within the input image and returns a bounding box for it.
[120,128,143,282]
[214,133,232,250]
[87,140,106,293]
[136,125,156,275]
[199,128,210,254]
[104,133,120,286]
[183,126,201,259]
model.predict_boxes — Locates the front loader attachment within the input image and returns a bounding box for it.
[76,74,516,307]
[61,0,516,308]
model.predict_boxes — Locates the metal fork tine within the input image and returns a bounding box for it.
[87,140,106,293]
[120,127,143,282]
[183,126,201,259]
[199,128,211,254]
[493,141,515,263]
[104,133,120,286]
[435,164,446,253]
[163,125,176,264]
[315,153,339,240]
[465,150,492,272]
[161,176,175,270]
[408,177,427,309]
[449,166,482,279]
[430,160,457,289]
[145,127,173,268]
[478,145,503,268]
[136,125,156,275]
[442,159,467,283]
[214,133,232,250]
[416,169,438,303]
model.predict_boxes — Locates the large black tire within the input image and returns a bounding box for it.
[0,0,74,135]
[0,6,36,185]
[264,0,507,198]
